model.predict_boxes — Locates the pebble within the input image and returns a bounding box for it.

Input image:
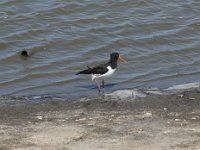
[178,94,184,98]
[175,119,181,122]
[36,116,43,120]
[164,107,168,111]
[76,118,87,122]
[33,96,42,99]
[135,112,152,119]
[191,117,197,120]
[145,112,152,117]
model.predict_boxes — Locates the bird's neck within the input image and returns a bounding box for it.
[108,58,117,69]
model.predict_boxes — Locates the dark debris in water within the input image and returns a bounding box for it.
[20,50,30,57]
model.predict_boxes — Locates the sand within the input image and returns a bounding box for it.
[0,89,200,150]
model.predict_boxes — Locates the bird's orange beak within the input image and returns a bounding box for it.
[118,56,128,63]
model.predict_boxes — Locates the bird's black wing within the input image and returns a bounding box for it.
[90,66,108,74]
[76,62,110,75]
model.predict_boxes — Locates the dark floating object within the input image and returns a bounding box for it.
[21,50,30,57]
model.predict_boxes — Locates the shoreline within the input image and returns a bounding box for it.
[1,87,200,149]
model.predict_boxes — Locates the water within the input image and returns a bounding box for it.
[0,0,200,99]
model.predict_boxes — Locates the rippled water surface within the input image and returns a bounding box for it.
[0,0,200,98]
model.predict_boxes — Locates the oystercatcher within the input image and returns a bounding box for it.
[76,52,127,93]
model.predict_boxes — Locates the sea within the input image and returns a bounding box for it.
[0,0,200,100]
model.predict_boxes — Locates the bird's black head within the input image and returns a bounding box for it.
[109,52,127,69]
[110,52,119,60]
[110,52,127,63]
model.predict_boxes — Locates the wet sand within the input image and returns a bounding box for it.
[0,89,200,150]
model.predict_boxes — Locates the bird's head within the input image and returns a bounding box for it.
[110,53,127,63]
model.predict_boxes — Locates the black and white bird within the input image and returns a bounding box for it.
[76,52,127,92]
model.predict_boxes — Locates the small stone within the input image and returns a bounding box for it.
[145,112,152,117]
[164,130,172,134]
[175,119,181,122]
[164,107,168,111]
[87,124,93,126]
[76,118,87,122]
[33,96,41,99]
[36,116,43,120]
[191,117,197,120]
[178,94,184,98]
[135,112,152,119]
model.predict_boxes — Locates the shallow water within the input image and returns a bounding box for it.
[0,0,200,98]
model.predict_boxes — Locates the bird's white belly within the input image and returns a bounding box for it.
[91,66,116,81]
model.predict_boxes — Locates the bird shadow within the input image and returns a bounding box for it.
[77,83,117,90]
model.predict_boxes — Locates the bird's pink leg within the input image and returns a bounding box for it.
[102,79,105,92]
[95,79,101,93]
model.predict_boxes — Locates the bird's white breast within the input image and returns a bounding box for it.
[91,66,116,81]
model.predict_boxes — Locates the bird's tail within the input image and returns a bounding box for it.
[76,66,92,75]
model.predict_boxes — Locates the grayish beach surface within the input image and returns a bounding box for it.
[0,0,200,98]
[1,83,200,150]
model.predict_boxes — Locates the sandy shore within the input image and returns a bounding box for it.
[0,89,200,150]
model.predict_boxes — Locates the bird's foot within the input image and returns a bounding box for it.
[95,80,101,94]
[102,80,105,93]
